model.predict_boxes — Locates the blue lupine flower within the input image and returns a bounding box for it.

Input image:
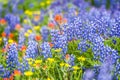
[98,56,113,80]
[6,43,19,74]
[83,69,94,80]
[25,40,38,59]
[41,26,49,42]
[40,42,52,58]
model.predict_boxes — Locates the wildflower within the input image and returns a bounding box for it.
[33,26,40,31]
[2,32,6,37]
[27,30,32,34]
[77,56,86,62]
[60,62,65,67]
[48,22,55,29]
[64,63,71,67]
[25,10,33,16]
[72,66,80,70]
[8,33,14,39]
[24,71,33,76]
[54,48,62,53]
[83,69,94,80]
[65,54,70,60]
[35,35,41,41]
[47,58,55,63]
[40,2,45,7]
[14,70,21,76]
[24,32,29,37]
[34,15,40,21]
[0,18,6,25]
[23,19,28,24]
[49,42,54,48]
[8,39,14,44]
[33,11,40,15]
[42,65,47,70]
[35,60,42,64]
[47,77,51,80]
[26,58,33,62]
[21,45,27,51]
[0,37,2,43]
[15,24,21,30]
[54,14,63,23]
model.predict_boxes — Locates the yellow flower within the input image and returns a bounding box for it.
[60,62,65,67]
[40,2,45,7]
[64,63,71,67]
[28,62,33,65]
[26,58,33,62]
[27,30,32,34]
[24,71,33,76]
[35,60,42,64]
[77,56,86,62]
[33,26,40,31]
[24,32,29,37]
[8,39,13,44]
[47,77,51,80]
[0,37,2,42]
[54,48,62,53]
[25,10,33,16]
[47,58,55,63]
[23,19,28,24]
[72,66,79,70]
[33,11,40,15]
[46,1,51,5]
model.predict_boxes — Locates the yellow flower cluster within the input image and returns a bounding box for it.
[60,62,71,67]
[24,71,33,76]
[24,29,32,37]
[77,56,86,62]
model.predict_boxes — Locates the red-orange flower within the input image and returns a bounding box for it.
[0,19,6,25]
[54,14,63,23]
[14,70,21,76]
[2,32,6,37]
[8,33,14,39]
[49,42,54,48]
[21,45,27,51]
[15,24,21,30]
[65,54,70,60]
[48,22,55,29]
[35,35,41,41]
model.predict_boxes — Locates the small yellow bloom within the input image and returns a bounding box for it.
[33,11,40,15]
[77,56,86,62]
[60,62,65,67]
[46,1,51,5]
[25,10,33,16]
[0,37,2,42]
[54,48,62,53]
[47,77,51,80]
[8,39,13,44]
[23,19,28,24]
[27,30,32,34]
[26,58,33,62]
[24,71,33,76]
[40,2,45,7]
[64,63,70,67]
[33,26,40,30]
[47,58,55,63]
[35,60,42,64]
[24,32,29,37]
[28,62,33,65]
[72,66,79,70]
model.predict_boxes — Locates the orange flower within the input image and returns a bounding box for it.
[8,33,14,39]
[2,32,6,37]
[14,70,21,76]
[48,22,55,29]
[49,42,54,48]
[21,45,27,51]
[54,14,63,23]
[65,54,70,60]
[35,35,41,41]
[15,24,21,30]
[34,15,40,21]
[0,19,6,25]
[63,18,67,23]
